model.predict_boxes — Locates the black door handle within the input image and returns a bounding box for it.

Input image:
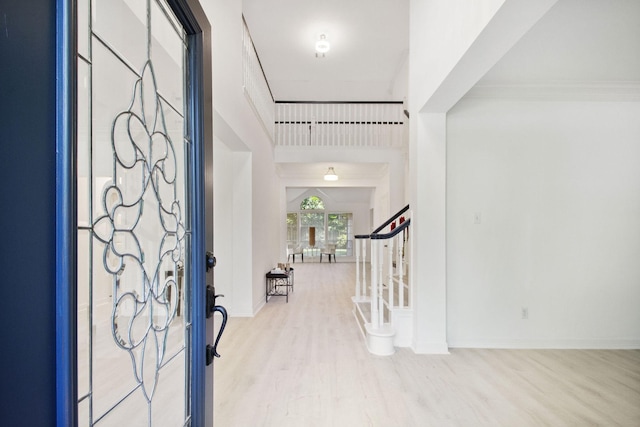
[209,304,227,359]
[206,286,228,364]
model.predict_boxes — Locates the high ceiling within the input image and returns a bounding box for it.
[276,162,387,181]
[243,0,640,195]
[242,0,409,102]
[243,0,640,102]
[478,0,640,85]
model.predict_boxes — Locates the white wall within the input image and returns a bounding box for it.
[205,0,283,315]
[408,0,562,353]
[213,138,254,316]
[409,0,505,111]
[213,139,234,310]
[447,98,640,348]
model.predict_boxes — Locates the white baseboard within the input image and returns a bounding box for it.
[251,299,266,316]
[229,309,257,317]
[448,339,640,350]
[412,340,450,354]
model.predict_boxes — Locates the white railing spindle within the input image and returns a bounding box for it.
[370,239,379,329]
[388,238,394,311]
[242,20,274,142]
[362,238,367,299]
[397,231,404,308]
[275,103,404,148]
[355,237,361,300]
[377,241,385,327]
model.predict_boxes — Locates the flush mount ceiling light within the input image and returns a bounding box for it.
[315,34,330,58]
[324,167,338,181]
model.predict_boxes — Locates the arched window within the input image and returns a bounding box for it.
[300,195,324,210]
[287,195,353,257]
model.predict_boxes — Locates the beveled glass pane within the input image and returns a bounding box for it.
[153,0,183,43]
[91,239,139,420]
[91,37,137,180]
[150,0,184,114]
[78,59,91,227]
[78,396,90,427]
[85,1,190,424]
[159,97,186,214]
[92,0,147,69]
[77,229,91,398]
[95,387,148,426]
[78,0,90,59]
[152,355,186,425]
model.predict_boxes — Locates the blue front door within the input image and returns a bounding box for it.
[72,0,213,425]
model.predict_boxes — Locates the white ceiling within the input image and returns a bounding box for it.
[242,0,409,102]
[286,186,374,204]
[276,162,387,180]
[244,0,640,190]
[244,0,640,101]
[279,162,385,204]
[479,0,640,85]
[243,0,409,191]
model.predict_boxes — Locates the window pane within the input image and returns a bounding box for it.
[286,213,298,245]
[327,213,353,256]
[300,196,324,210]
[300,212,324,247]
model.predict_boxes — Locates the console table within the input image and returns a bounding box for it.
[265,269,294,303]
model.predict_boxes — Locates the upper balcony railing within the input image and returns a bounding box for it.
[275,102,406,148]
[242,17,275,142]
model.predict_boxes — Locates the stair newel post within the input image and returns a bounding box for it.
[377,240,385,327]
[370,239,379,329]
[388,237,394,312]
[362,238,367,299]
[397,232,404,309]
[355,237,361,300]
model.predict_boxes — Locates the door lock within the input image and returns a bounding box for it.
[206,251,216,271]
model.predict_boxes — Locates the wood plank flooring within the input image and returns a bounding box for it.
[212,262,640,426]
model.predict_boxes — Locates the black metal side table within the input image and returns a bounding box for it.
[265,268,294,303]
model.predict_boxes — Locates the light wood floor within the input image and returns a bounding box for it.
[213,262,640,426]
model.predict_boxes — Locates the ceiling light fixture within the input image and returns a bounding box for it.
[324,167,338,181]
[315,34,330,58]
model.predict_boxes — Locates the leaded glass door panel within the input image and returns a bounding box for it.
[77,0,206,425]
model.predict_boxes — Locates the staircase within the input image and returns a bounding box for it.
[353,205,412,355]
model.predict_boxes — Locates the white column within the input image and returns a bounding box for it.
[410,112,448,354]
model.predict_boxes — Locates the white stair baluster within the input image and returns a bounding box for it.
[370,239,378,329]
[355,238,360,300]
[388,237,394,312]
